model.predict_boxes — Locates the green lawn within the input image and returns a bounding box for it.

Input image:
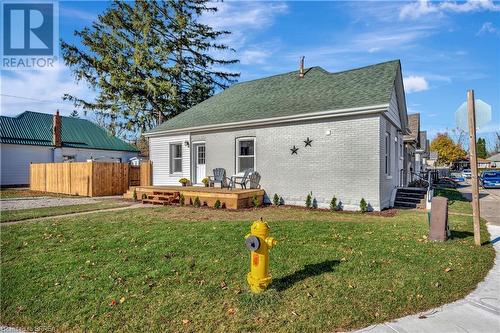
[0,201,131,223]
[0,206,494,332]
[434,187,472,214]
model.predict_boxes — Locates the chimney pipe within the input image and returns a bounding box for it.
[53,110,62,148]
[299,56,305,78]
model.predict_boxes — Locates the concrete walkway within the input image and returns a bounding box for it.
[356,185,500,333]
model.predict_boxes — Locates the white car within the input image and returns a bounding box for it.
[462,169,472,179]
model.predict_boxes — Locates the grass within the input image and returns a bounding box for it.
[0,201,131,223]
[434,187,472,214]
[0,206,494,332]
[0,188,72,200]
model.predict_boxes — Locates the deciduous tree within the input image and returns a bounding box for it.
[430,133,467,166]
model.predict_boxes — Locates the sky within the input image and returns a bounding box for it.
[1,0,499,148]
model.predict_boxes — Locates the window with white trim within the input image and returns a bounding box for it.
[170,143,183,173]
[236,138,255,173]
[385,132,391,175]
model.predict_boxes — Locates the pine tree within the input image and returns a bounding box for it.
[61,0,239,138]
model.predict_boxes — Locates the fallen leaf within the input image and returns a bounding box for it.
[444,267,452,273]
[307,292,313,298]
[233,288,242,295]
[182,319,189,325]
[418,314,427,319]
[120,297,126,304]
[110,300,117,306]
[292,311,299,316]
[220,281,228,290]
[227,308,236,315]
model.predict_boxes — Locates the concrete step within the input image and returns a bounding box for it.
[395,196,422,203]
[394,200,417,208]
[396,192,425,199]
[398,187,427,194]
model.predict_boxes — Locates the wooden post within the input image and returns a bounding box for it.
[467,90,481,246]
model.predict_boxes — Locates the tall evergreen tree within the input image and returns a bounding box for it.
[476,137,487,159]
[61,0,239,138]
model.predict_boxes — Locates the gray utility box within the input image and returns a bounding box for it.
[429,196,449,241]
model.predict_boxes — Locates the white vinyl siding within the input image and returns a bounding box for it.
[150,134,190,185]
[236,137,256,173]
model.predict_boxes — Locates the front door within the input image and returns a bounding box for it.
[195,144,206,184]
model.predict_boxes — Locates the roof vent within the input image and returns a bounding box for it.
[299,56,305,78]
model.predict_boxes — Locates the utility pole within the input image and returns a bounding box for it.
[467,90,481,246]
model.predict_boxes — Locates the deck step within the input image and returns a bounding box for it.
[397,187,427,193]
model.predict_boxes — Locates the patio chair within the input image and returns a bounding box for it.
[247,171,261,189]
[230,169,252,189]
[208,168,231,188]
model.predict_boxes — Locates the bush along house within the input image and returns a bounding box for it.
[145,60,413,211]
[0,111,139,186]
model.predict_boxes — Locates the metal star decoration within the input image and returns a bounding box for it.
[304,137,313,147]
[290,145,299,155]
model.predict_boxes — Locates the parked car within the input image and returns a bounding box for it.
[480,171,500,189]
[462,169,472,179]
[450,172,465,182]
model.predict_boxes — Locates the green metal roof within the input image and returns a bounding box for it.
[148,60,401,134]
[0,111,139,152]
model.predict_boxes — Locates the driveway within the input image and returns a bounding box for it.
[0,196,120,211]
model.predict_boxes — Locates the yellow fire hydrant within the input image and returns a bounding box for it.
[244,218,277,293]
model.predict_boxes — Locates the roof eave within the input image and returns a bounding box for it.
[144,103,390,137]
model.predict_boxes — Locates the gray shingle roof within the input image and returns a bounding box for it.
[403,113,420,143]
[147,60,401,134]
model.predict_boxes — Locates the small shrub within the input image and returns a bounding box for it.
[330,196,337,211]
[214,199,221,209]
[360,198,368,213]
[305,192,312,208]
[280,196,284,205]
[221,202,226,209]
[132,189,137,201]
[252,195,260,207]
[312,198,318,209]
[141,193,147,200]
[189,198,193,205]
[179,178,189,186]
[203,201,208,207]
[273,193,280,206]
[194,196,201,208]
[179,194,185,206]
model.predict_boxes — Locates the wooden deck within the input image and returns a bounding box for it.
[124,186,265,209]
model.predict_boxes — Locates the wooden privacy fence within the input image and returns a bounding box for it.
[30,161,152,197]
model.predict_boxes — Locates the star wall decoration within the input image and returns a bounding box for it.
[304,137,313,147]
[290,145,299,155]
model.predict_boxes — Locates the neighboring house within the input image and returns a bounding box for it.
[426,151,438,168]
[478,158,492,169]
[488,152,500,168]
[403,113,429,180]
[145,60,410,211]
[0,111,139,186]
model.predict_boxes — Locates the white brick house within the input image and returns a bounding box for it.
[145,60,411,211]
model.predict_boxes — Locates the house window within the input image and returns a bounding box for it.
[236,138,255,173]
[385,132,391,175]
[63,155,76,162]
[170,143,183,173]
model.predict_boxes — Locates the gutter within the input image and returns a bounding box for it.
[144,103,390,137]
